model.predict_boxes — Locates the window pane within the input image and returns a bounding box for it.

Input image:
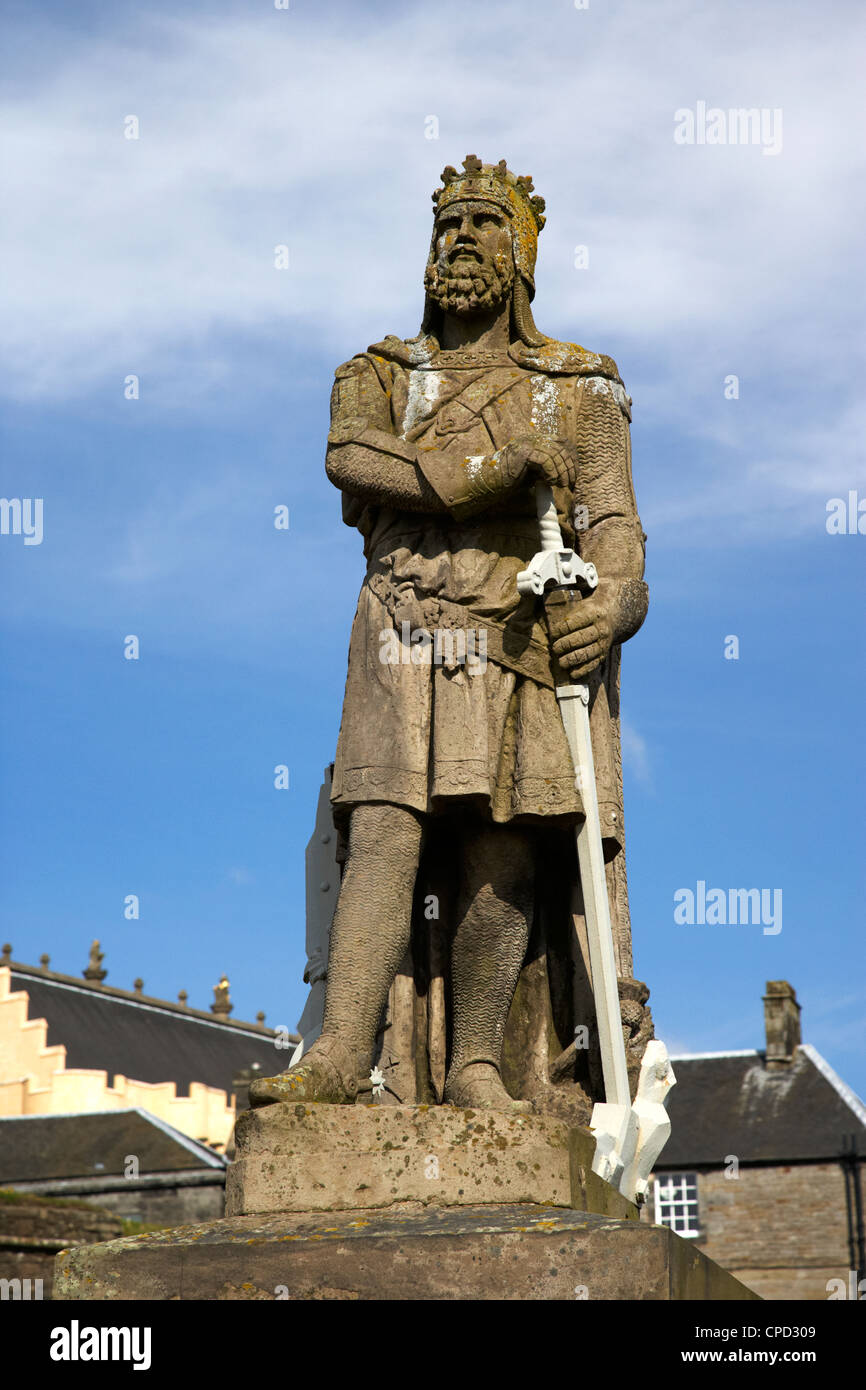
[655,1173,699,1238]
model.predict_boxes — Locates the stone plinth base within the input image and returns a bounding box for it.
[226,1102,636,1220]
[53,1203,759,1301]
[53,1105,759,1301]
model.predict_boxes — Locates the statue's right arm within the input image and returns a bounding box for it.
[326,438,449,514]
[324,356,449,514]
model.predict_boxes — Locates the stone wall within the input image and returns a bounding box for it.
[82,1179,224,1226]
[0,1193,125,1300]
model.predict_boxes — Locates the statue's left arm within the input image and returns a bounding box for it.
[549,376,648,677]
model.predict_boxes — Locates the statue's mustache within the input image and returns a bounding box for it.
[448,245,487,265]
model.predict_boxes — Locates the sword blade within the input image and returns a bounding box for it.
[555,682,632,1110]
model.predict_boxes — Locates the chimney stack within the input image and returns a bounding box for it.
[763,981,801,1068]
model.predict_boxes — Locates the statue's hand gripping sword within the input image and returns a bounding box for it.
[517,483,674,1203]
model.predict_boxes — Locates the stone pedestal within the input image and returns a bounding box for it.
[53,1203,758,1301]
[226,1102,635,1219]
[52,1105,758,1301]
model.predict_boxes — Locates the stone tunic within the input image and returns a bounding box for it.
[327,333,645,843]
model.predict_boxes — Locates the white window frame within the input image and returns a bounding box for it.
[653,1171,700,1238]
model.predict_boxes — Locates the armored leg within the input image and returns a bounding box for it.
[444,820,534,1111]
[249,802,424,1107]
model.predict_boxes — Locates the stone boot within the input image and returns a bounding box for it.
[443,1060,532,1113]
[248,1034,363,1108]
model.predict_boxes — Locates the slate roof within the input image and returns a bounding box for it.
[0,1110,226,1183]
[9,965,290,1100]
[658,1045,866,1168]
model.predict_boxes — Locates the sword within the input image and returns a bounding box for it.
[517,483,649,1195]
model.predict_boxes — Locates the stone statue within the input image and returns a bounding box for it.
[251,156,652,1118]
[83,939,107,983]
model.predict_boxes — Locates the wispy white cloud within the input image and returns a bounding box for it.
[805,989,866,1059]
[4,1,863,421]
[621,717,652,787]
[2,0,863,647]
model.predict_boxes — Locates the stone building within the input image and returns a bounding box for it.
[1,1110,228,1225]
[0,945,292,1147]
[648,982,866,1300]
[0,944,298,1249]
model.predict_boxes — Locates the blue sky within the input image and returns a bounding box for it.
[2,0,864,1100]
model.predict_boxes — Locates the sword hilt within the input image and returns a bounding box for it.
[537,482,563,552]
[516,483,598,597]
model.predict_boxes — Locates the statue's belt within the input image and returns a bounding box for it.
[366,571,555,690]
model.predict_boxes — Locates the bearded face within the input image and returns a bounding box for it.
[425,201,515,316]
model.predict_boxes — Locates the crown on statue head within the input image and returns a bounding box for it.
[432,155,547,232]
